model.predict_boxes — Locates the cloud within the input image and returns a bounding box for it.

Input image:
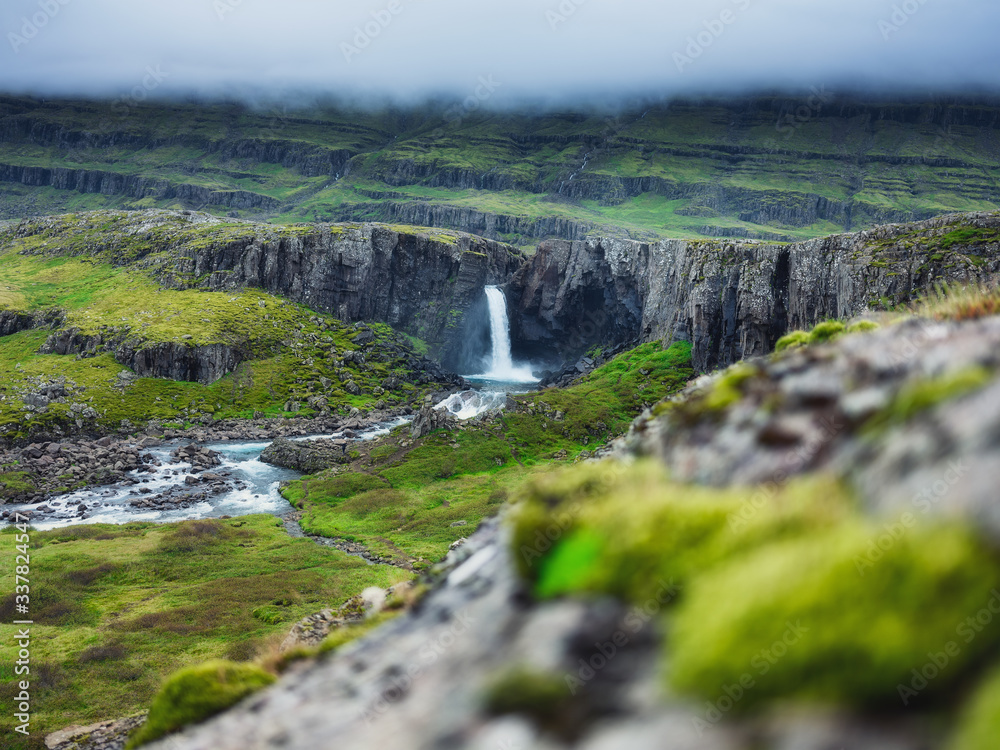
[0,0,997,106]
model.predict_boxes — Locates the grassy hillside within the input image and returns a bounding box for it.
[2,95,999,247]
[282,341,694,563]
[0,213,458,445]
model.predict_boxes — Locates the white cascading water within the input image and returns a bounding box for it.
[438,286,536,420]
[480,285,536,383]
[485,286,514,375]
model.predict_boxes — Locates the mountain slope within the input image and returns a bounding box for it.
[2,94,1000,247]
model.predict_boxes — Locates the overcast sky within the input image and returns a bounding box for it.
[1,0,997,107]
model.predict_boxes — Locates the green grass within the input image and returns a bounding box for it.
[0,516,407,746]
[3,94,999,245]
[284,341,694,563]
[0,230,452,442]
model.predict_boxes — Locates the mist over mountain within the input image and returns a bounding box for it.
[2,0,998,106]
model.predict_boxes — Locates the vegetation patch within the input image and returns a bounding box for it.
[670,523,1000,708]
[284,341,694,564]
[126,660,275,748]
[0,516,400,743]
[865,366,992,432]
[914,283,1000,322]
[949,666,1000,750]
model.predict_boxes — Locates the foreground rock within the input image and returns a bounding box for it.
[622,314,1000,541]
[144,316,1000,750]
[145,516,933,750]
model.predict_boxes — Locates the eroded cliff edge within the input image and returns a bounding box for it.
[0,210,525,371]
[508,211,1000,371]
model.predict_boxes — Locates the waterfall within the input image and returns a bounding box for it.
[485,286,514,375]
[473,286,537,383]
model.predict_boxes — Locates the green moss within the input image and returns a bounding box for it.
[126,660,275,747]
[516,462,852,602]
[775,330,811,352]
[318,611,399,655]
[846,320,880,334]
[949,666,1000,750]
[866,367,993,432]
[776,319,876,355]
[934,227,1000,250]
[674,361,759,420]
[0,471,36,501]
[484,667,573,723]
[670,523,1000,708]
[808,320,846,343]
[694,362,756,413]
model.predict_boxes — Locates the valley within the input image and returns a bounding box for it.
[0,112,998,750]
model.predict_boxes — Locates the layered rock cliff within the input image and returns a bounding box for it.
[508,211,1000,372]
[1,210,526,371]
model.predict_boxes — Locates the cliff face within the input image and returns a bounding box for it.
[329,200,595,245]
[3,211,525,371]
[508,211,1000,371]
[0,164,281,211]
[40,328,242,385]
[159,224,523,369]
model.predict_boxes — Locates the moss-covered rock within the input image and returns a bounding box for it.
[126,659,275,748]
[670,523,1000,708]
[775,330,811,352]
[808,320,846,343]
[865,366,992,432]
[484,666,573,723]
[846,320,880,334]
[949,665,1000,750]
[513,461,854,602]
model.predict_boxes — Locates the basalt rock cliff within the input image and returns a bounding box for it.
[508,211,1000,372]
[2,210,525,374]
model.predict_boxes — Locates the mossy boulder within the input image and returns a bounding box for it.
[670,524,1000,708]
[513,461,854,603]
[808,320,846,343]
[949,665,1000,750]
[846,320,880,334]
[127,659,275,747]
[775,329,811,352]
